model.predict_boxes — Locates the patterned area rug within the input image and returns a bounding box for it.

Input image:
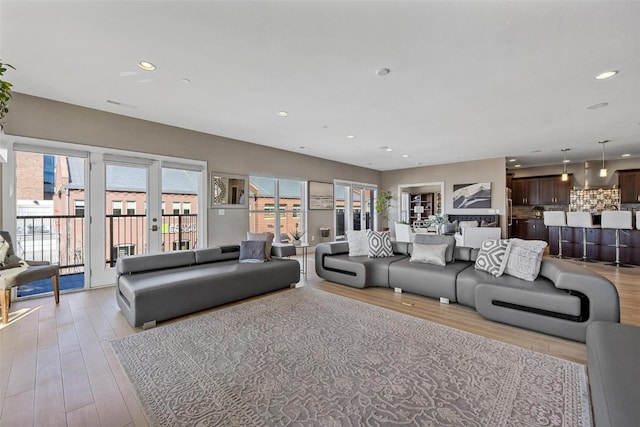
[111,287,592,426]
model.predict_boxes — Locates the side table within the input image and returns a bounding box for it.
[294,243,309,275]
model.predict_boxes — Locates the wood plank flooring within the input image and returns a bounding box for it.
[0,255,638,426]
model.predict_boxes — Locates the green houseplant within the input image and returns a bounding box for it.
[289,223,306,245]
[0,60,16,131]
[375,190,393,230]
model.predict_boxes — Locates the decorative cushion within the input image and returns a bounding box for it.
[459,221,479,230]
[440,220,458,234]
[0,235,10,266]
[247,231,274,260]
[503,238,548,281]
[410,243,448,266]
[474,238,510,276]
[413,234,456,263]
[346,230,369,256]
[366,230,393,258]
[239,240,266,264]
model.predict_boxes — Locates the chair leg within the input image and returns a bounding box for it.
[606,229,633,268]
[2,289,10,324]
[577,227,596,263]
[53,274,60,304]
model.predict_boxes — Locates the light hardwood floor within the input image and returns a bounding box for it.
[0,255,638,426]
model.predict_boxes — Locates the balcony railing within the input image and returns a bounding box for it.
[16,213,198,272]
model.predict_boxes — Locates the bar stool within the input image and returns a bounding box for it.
[601,211,633,268]
[543,211,567,258]
[566,212,600,263]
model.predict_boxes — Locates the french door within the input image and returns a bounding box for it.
[89,155,162,286]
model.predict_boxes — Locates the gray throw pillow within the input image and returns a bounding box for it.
[239,240,266,264]
[410,243,448,266]
[0,235,10,266]
[247,231,274,260]
[413,234,456,263]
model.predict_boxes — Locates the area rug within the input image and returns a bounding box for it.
[111,287,592,426]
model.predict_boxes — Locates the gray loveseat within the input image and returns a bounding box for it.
[116,244,300,328]
[315,236,619,342]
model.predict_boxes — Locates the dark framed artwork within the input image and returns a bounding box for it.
[309,181,334,210]
[452,182,492,209]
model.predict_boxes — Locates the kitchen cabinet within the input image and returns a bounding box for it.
[511,178,539,205]
[619,170,640,203]
[538,175,571,204]
[510,218,547,240]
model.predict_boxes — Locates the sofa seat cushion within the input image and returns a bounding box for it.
[117,258,300,326]
[322,254,407,288]
[587,321,640,427]
[388,259,471,302]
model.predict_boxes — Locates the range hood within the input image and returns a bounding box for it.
[578,161,618,190]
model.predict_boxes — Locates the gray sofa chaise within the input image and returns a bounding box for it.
[116,244,300,328]
[586,321,640,427]
[315,237,619,342]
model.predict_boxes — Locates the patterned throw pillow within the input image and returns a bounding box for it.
[366,230,393,258]
[503,238,548,281]
[475,238,510,276]
[346,230,369,256]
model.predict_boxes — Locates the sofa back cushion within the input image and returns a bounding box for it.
[413,234,456,263]
[116,251,195,275]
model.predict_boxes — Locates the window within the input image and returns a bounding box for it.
[249,176,307,243]
[172,202,180,215]
[115,244,135,257]
[74,200,85,217]
[126,201,136,215]
[43,155,56,200]
[334,181,377,240]
[112,201,123,216]
[183,202,191,215]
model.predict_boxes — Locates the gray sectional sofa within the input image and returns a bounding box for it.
[586,321,640,427]
[315,236,620,342]
[116,244,300,328]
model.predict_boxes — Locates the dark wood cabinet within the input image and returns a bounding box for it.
[538,175,571,204]
[510,218,547,240]
[512,178,539,205]
[619,170,640,203]
[512,175,569,205]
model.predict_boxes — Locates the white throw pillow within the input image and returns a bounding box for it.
[346,230,369,256]
[410,243,448,266]
[0,235,10,266]
[503,238,548,281]
[366,230,394,258]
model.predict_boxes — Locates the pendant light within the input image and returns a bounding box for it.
[561,148,570,181]
[599,140,609,177]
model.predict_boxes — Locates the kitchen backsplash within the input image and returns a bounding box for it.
[569,188,620,213]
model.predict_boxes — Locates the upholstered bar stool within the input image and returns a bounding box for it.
[543,211,567,258]
[601,211,633,268]
[566,212,600,263]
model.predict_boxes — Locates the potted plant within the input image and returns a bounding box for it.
[375,190,393,230]
[289,223,306,245]
[0,60,16,131]
[533,206,545,219]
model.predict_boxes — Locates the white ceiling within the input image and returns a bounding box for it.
[1,1,639,171]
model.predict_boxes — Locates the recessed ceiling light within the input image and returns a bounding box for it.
[586,102,609,110]
[138,61,156,71]
[595,70,618,80]
[402,154,409,158]
[346,135,355,139]
[563,159,571,163]
[376,68,391,76]
[514,164,521,168]
[508,158,517,162]
[276,111,288,117]
[181,78,191,84]
[386,148,393,152]
[622,153,631,157]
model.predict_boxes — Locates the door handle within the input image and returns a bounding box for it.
[151,225,158,232]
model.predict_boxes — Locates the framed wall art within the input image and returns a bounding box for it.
[309,181,334,210]
[452,182,492,209]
